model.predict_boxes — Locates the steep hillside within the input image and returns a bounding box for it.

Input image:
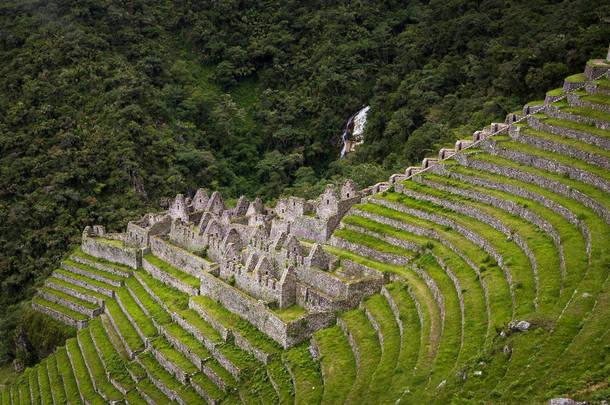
[1,2,608,367]
[1,49,608,404]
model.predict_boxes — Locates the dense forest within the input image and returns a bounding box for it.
[0,0,608,370]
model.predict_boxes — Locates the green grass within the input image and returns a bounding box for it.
[333,228,415,258]
[137,351,202,404]
[53,268,116,292]
[361,295,403,403]
[66,338,107,405]
[352,201,511,332]
[89,317,136,391]
[105,299,145,352]
[190,372,225,400]
[27,367,41,405]
[163,322,212,359]
[272,304,307,322]
[115,288,157,337]
[37,360,53,405]
[546,87,564,96]
[342,308,381,404]
[521,127,610,158]
[322,244,405,275]
[55,346,84,405]
[91,236,125,248]
[73,247,133,273]
[385,283,422,404]
[425,169,589,308]
[204,358,237,388]
[593,77,610,88]
[191,295,282,353]
[77,329,124,401]
[267,359,294,404]
[405,176,563,313]
[32,295,89,321]
[581,92,610,106]
[46,354,67,405]
[541,116,610,139]
[469,153,610,214]
[63,258,126,283]
[564,73,588,82]
[125,389,148,405]
[177,308,223,344]
[561,106,610,122]
[496,138,610,182]
[134,269,189,312]
[125,277,172,324]
[149,335,198,374]
[315,324,357,405]
[283,343,323,405]
[46,276,107,301]
[40,286,100,310]
[137,378,175,404]
[143,254,200,289]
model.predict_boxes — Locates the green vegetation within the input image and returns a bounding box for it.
[283,343,323,405]
[37,359,53,405]
[267,359,295,404]
[562,106,610,122]
[137,378,174,405]
[334,228,414,258]
[315,325,357,404]
[55,346,84,405]
[134,269,189,312]
[46,277,107,301]
[63,259,126,283]
[272,304,307,322]
[0,0,607,368]
[40,287,100,310]
[89,318,135,391]
[32,296,89,321]
[191,295,282,353]
[73,248,133,274]
[564,73,588,82]
[143,254,200,289]
[53,268,116,292]
[149,335,198,374]
[77,329,124,401]
[191,372,224,400]
[46,355,67,405]
[138,351,202,404]
[342,309,381,404]
[65,339,107,405]
[115,288,157,337]
[163,323,212,360]
[177,309,223,344]
[104,300,145,352]
[542,117,610,139]
[125,277,172,324]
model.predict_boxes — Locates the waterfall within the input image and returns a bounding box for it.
[340,106,370,158]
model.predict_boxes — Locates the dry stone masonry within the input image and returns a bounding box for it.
[13,44,609,405]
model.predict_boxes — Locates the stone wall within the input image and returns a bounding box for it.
[82,232,140,269]
[527,115,610,151]
[169,221,207,252]
[142,256,199,296]
[198,272,334,348]
[149,236,210,277]
[482,139,610,194]
[457,153,610,225]
[31,301,89,329]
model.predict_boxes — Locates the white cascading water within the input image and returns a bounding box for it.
[340,105,370,158]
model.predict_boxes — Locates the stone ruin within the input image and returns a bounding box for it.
[96,179,386,348]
